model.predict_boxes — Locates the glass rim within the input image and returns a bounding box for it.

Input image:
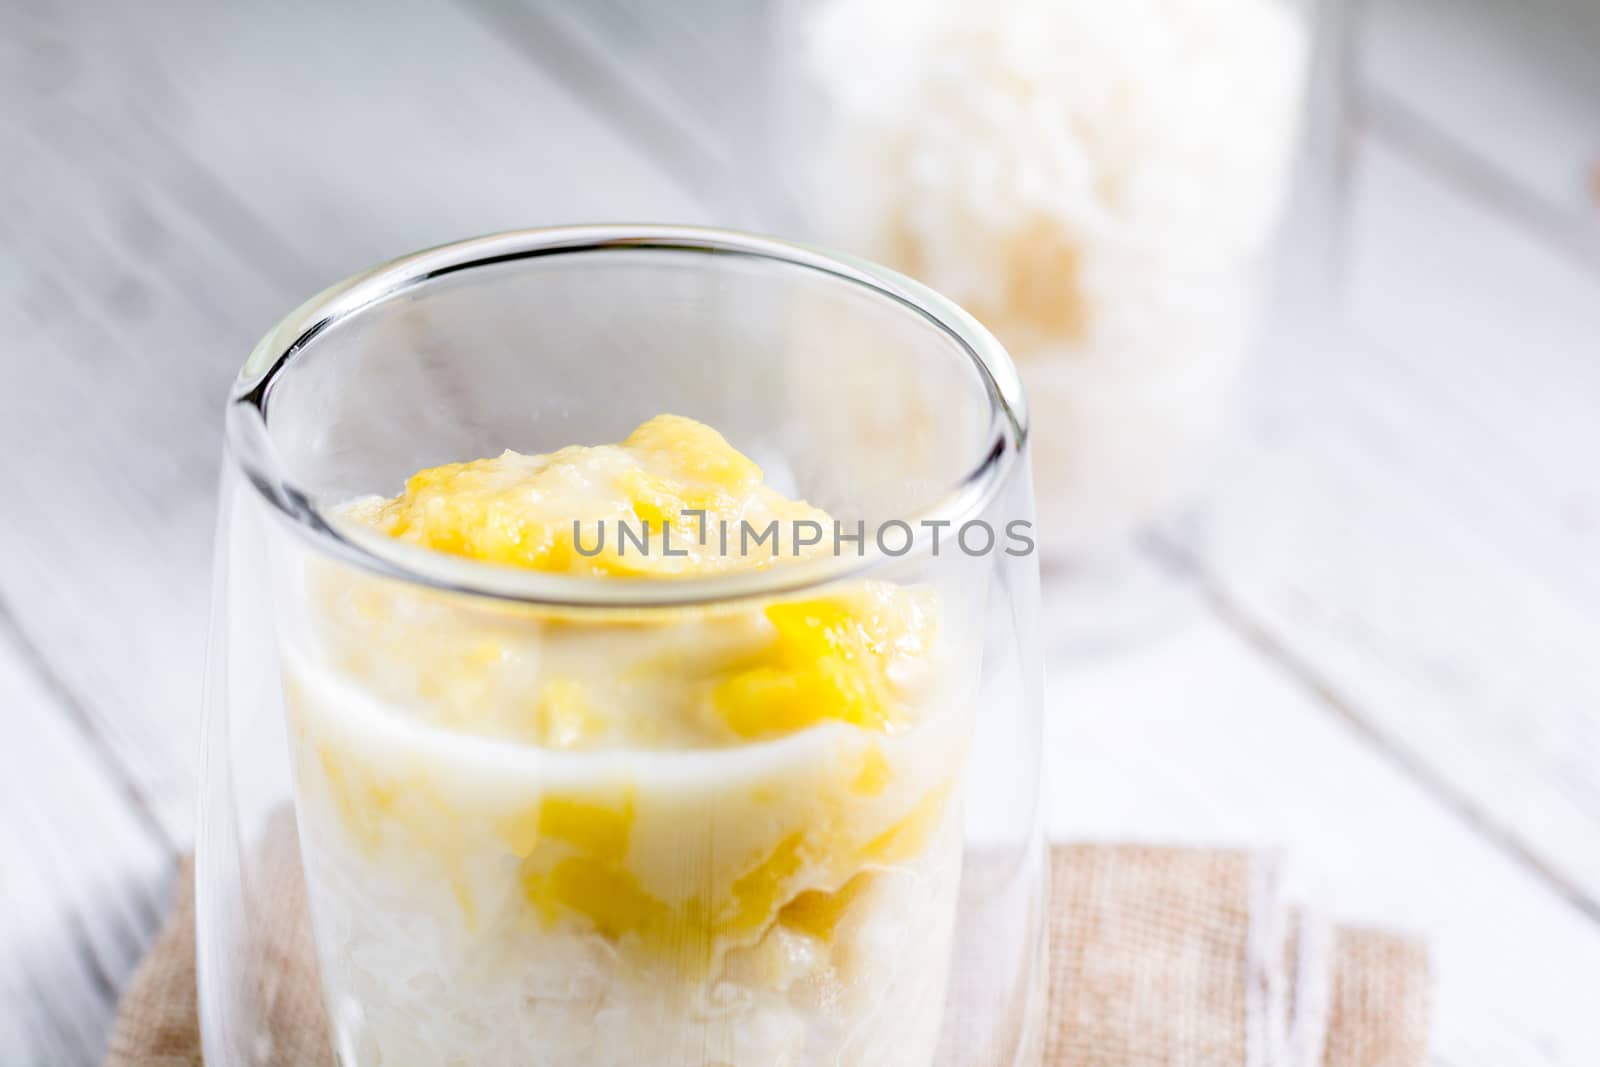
[226,224,1029,609]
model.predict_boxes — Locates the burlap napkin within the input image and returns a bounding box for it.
[105,843,1428,1067]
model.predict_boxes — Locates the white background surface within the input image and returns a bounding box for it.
[1,0,1597,1063]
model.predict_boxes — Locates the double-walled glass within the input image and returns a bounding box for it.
[198,226,1046,1066]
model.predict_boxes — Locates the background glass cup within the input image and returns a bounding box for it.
[198,227,1047,1066]
[763,0,1325,561]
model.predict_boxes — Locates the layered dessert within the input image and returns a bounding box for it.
[275,415,973,1066]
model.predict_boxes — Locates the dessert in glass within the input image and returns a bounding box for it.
[197,227,1047,1066]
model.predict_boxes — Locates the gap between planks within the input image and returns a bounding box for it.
[0,636,174,1067]
[0,595,175,856]
[1140,531,1600,930]
[1358,87,1600,282]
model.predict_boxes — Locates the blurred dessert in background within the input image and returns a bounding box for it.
[800,0,1311,555]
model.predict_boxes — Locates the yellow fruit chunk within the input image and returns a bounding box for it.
[779,872,876,942]
[538,790,636,863]
[624,414,762,493]
[498,787,636,864]
[714,594,919,740]
[726,832,807,937]
[524,856,669,941]
[523,828,824,959]
[617,468,738,546]
[381,456,575,569]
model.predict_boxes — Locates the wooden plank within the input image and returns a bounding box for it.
[1359,0,1600,260]
[0,138,265,838]
[1178,133,1600,917]
[1042,565,1600,1066]
[464,0,771,219]
[6,0,710,280]
[537,0,774,137]
[0,0,708,838]
[0,636,172,1067]
[1342,137,1600,594]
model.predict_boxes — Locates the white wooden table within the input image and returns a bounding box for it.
[2,1,1597,1064]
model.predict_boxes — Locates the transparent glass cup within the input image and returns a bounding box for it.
[198,226,1047,1066]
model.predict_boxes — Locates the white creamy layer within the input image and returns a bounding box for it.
[285,651,968,1067]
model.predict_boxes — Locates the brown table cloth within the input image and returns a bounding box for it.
[106,844,1428,1067]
